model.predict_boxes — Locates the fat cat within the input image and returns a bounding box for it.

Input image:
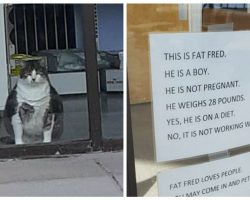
[4,59,63,144]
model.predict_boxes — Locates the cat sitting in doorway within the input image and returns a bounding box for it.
[4,58,63,144]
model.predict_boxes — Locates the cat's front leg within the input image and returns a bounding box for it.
[11,113,23,144]
[43,114,55,143]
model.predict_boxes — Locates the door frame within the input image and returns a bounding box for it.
[0,4,123,159]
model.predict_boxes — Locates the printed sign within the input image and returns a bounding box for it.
[149,31,250,162]
[158,152,250,196]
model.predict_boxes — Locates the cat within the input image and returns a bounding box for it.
[3,59,63,144]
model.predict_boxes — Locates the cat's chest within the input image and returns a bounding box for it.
[17,100,50,134]
[15,83,51,133]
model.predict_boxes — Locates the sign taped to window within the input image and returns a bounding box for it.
[149,31,250,162]
[158,152,250,197]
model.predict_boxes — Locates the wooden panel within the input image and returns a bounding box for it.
[128,4,189,104]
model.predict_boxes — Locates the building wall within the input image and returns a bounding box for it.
[127,4,189,104]
[0,4,9,110]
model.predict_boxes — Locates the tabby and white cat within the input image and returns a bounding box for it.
[4,59,63,144]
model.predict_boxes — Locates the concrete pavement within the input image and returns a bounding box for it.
[0,151,123,196]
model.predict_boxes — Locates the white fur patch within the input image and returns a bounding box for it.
[16,78,50,106]
[11,113,23,145]
[31,69,36,80]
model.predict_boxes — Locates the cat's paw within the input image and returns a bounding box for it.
[15,140,24,145]
[19,103,35,122]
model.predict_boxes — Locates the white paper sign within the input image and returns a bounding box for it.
[149,31,250,162]
[158,152,250,196]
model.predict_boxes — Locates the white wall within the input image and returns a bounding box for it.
[0,4,9,111]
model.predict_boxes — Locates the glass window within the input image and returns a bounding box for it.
[202,3,250,32]
[0,4,123,155]
[97,4,123,140]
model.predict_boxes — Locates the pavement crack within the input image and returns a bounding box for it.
[94,159,123,192]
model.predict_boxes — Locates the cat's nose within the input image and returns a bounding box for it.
[32,78,36,82]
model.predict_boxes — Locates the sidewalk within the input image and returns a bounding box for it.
[0,151,123,196]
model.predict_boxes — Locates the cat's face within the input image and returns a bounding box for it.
[19,60,48,85]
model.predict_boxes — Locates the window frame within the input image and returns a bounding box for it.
[0,4,123,159]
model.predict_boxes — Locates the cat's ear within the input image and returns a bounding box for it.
[39,57,47,69]
[18,60,27,69]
